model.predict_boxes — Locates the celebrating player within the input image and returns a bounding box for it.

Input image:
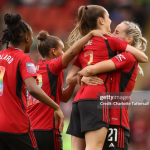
[77,21,148,150]
[27,29,110,150]
[66,5,148,150]
[0,13,65,150]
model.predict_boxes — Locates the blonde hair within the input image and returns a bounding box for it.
[67,25,81,47]
[123,21,147,76]
[68,5,106,46]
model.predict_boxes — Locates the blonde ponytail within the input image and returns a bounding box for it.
[67,25,81,47]
[137,36,147,52]
[138,65,144,76]
[123,21,147,76]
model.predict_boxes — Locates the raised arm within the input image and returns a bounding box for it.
[62,30,111,67]
[78,46,148,77]
[66,65,81,85]
[125,45,148,63]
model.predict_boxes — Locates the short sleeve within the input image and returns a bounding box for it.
[49,55,66,75]
[108,37,128,52]
[111,52,131,70]
[20,55,37,81]
[73,55,81,68]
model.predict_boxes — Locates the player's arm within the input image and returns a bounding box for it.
[125,45,148,63]
[78,59,116,77]
[111,37,148,63]
[66,64,104,86]
[61,84,76,103]
[62,30,111,67]
[25,77,64,132]
[66,65,81,85]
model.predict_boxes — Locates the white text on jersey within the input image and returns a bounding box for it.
[36,65,39,70]
[0,54,14,64]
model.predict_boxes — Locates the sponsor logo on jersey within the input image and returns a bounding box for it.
[115,54,126,62]
[26,63,36,74]
[111,118,118,120]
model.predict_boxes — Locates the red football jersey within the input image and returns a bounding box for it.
[27,56,65,130]
[0,47,37,133]
[110,52,138,129]
[73,36,128,101]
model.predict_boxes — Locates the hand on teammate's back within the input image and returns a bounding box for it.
[91,30,112,40]
[77,74,82,86]
[81,76,103,86]
[77,73,104,87]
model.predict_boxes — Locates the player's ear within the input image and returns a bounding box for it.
[51,48,57,56]
[98,17,104,25]
[25,34,29,43]
[127,36,133,45]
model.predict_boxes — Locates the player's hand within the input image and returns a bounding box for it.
[77,74,83,86]
[81,76,103,86]
[91,30,112,40]
[54,107,64,133]
[78,66,93,77]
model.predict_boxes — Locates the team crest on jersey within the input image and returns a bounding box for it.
[26,63,36,74]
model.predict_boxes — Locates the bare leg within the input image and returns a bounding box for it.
[85,127,107,150]
[71,135,85,150]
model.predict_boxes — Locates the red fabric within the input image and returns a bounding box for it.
[0,47,37,133]
[110,52,138,129]
[73,55,81,68]
[73,36,128,101]
[27,56,65,130]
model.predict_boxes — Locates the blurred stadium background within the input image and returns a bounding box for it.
[0,0,150,150]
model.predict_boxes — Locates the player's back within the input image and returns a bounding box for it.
[27,56,64,130]
[0,47,36,133]
[74,36,128,101]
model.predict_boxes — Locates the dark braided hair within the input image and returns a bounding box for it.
[0,13,30,48]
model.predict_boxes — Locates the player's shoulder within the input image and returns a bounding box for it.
[0,49,5,53]
[91,37,106,44]
[36,59,48,69]
[107,36,124,41]
[50,56,62,63]
[20,53,32,62]
[120,51,137,62]
[0,48,10,55]
[12,49,28,59]
[122,51,136,58]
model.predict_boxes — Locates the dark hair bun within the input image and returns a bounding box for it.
[37,30,49,41]
[4,13,21,26]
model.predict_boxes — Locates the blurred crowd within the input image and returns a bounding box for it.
[0,0,150,150]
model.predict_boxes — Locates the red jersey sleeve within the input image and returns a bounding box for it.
[20,55,37,81]
[73,55,81,68]
[111,52,134,70]
[108,36,128,52]
[48,55,66,75]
